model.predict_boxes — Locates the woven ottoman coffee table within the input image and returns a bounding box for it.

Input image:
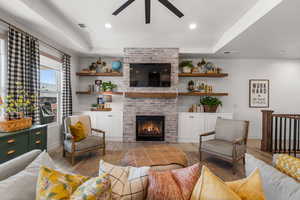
[121,145,188,171]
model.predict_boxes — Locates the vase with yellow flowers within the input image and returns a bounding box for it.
[0,82,37,132]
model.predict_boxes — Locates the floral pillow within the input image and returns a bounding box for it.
[36,166,111,200]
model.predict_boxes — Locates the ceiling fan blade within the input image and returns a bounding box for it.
[157,0,184,18]
[145,0,151,24]
[113,0,136,16]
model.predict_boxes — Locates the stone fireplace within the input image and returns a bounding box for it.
[123,48,179,142]
[136,116,165,141]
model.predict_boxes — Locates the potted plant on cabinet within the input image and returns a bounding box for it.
[0,82,37,132]
[179,61,194,73]
[200,96,222,113]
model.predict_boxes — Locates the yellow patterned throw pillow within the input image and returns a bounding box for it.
[36,166,112,200]
[273,154,300,182]
[69,121,87,142]
[190,166,241,200]
[226,168,266,200]
[71,174,112,200]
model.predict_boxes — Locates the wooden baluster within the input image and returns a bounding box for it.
[289,118,292,155]
[293,118,297,157]
[274,117,278,153]
[298,119,300,152]
[279,117,282,153]
[283,118,287,153]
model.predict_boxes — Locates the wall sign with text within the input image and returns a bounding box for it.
[249,79,269,108]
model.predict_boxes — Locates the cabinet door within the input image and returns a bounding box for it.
[179,113,205,143]
[93,112,113,135]
[111,112,123,141]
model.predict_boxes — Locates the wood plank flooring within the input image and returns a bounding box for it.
[50,139,272,181]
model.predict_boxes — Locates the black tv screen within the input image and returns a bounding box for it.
[130,63,171,87]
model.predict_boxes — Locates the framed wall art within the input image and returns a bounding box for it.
[249,79,269,108]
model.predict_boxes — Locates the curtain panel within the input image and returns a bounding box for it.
[7,26,40,123]
[62,54,72,119]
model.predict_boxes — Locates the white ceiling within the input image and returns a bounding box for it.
[1,0,297,59]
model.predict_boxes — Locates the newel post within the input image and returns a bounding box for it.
[261,110,274,152]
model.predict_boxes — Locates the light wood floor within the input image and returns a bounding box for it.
[50,139,272,181]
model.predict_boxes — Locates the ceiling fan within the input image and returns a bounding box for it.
[113,0,184,24]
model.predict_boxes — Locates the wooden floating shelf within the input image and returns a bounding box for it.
[125,92,177,99]
[178,92,228,96]
[76,91,123,95]
[76,72,123,77]
[77,91,229,97]
[178,73,228,77]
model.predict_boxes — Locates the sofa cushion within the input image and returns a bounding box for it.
[0,151,55,200]
[147,163,200,200]
[190,166,241,200]
[36,166,89,200]
[226,168,266,200]
[99,160,150,200]
[215,118,247,142]
[64,135,103,152]
[273,154,300,182]
[245,153,300,200]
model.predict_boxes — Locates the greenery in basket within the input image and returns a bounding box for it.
[179,60,194,68]
[200,96,222,107]
[101,81,117,92]
[0,82,37,116]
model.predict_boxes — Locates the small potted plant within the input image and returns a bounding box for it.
[200,96,222,113]
[101,81,117,92]
[179,61,194,73]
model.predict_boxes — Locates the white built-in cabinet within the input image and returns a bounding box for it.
[178,112,233,143]
[81,111,123,141]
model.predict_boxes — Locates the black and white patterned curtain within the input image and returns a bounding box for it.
[7,26,40,123]
[62,54,72,119]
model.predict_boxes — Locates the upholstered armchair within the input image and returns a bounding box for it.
[199,118,249,173]
[63,115,106,165]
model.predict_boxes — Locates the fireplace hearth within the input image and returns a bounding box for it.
[136,116,165,141]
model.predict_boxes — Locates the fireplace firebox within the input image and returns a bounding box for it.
[136,116,165,141]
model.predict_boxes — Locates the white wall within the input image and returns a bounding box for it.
[178,58,300,139]
[76,57,124,112]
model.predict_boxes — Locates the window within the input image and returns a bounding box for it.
[0,34,7,117]
[40,55,61,125]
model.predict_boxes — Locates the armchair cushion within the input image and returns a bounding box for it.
[201,139,246,159]
[64,136,104,152]
[215,119,247,142]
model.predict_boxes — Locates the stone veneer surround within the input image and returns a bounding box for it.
[123,48,179,142]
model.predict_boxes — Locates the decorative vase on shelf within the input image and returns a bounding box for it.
[182,66,192,73]
[112,61,122,72]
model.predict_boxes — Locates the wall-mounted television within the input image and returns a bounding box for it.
[130,63,171,87]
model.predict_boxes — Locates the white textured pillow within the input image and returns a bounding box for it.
[99,160,150,200]
[0,151,55,200]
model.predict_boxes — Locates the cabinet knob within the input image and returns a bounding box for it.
[108,115,113,117]
[189,116,194,119]
[7,150,16,155]
[7,139,15,144]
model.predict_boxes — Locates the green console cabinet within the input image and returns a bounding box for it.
[0,125,47,164]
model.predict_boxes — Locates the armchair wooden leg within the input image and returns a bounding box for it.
[102,148,106,155]
[243,156,245,165]
[232,160,237,174]
[199,151,202,161]
[71,154,75,166]
[62,149,66,157]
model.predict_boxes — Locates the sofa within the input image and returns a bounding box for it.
[1,150,299,200]
[245,153,300,200]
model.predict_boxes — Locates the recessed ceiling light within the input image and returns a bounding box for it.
[189,23,197,30]
[105,23,112,29]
